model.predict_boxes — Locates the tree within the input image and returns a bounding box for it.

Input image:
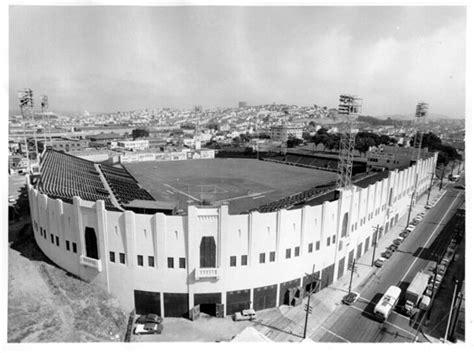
[286,136,303,148]
[410,132,460,164]
[132,128,149,140]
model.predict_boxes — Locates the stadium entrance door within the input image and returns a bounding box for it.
[134,290,161,316]
[194,293,222,317]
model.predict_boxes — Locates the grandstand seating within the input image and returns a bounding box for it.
[248,183,335,214]
[264,153,339,172]
[38,150,115,209]
[99,164,155,205]
[37,150,156,211]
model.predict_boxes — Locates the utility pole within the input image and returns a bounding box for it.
[444,279,458,343]
[371,226,380,266]
[457,158,462,174]
[303,264,318,339]
[449,291,464,341]
[439,162,447,190]
[348,259,357,293]
[425,172,435,207]
[406,174,419,228]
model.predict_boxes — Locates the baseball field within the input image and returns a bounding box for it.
[125,158,337,214]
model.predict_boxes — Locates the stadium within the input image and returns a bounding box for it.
[27,148,437,318]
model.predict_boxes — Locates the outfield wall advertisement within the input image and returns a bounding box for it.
[120,149,215,163]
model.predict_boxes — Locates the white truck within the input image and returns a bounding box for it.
[404,272,431,315]
[374,286,401,322]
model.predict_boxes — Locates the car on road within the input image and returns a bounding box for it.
[382,250,393,259]
[393,237,404,246]
[8,195,16,203]
[136,313,163,325]
[374,257,386,267]
[342,291,360,305]
[232,309,256,321]
[454,185,465,190]
[134,322,163,335]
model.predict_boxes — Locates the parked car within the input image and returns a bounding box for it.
[232,309,256,321]
[419,295,431,310]
[441,258,450,267]
[425,203,433,209]
[136,313,163,325]
[437,265,446,276]
[134,322,163,335]
[417,212,425,218]
[382,250,393,259]
[399,232,409,239]
[406,225,416,232]
[393,237,404,246]
[342,292,360,305]
[448,240,456,250]
[374,257,386,267]
[388,244,398,252]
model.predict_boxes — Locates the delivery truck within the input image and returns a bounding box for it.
[403,271,431,315]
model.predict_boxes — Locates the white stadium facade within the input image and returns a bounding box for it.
[27,148,438,318]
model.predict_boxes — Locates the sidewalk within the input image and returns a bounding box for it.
[253,184,448,342]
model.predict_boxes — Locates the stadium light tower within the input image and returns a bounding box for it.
[41,95,51,147]
[336,94,362,189]
[412,102,428,160]
[18,88,34,172]
[406,102,429,227]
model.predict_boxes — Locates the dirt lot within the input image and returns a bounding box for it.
[7,219,128,342]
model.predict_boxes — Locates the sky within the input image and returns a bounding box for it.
[9,6,466,117]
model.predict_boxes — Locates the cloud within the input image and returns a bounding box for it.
[9,7,465,117]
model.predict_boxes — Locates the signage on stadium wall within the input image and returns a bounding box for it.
[121,150,215,163]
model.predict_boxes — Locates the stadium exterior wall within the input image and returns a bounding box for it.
[28,154,437,317]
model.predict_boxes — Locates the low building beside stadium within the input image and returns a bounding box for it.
[27,148,437,318]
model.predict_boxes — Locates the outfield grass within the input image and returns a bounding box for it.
[125,158,336,214]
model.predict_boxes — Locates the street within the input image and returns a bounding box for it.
[312,178,465,342]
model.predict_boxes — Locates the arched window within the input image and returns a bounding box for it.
[341,212,349,238]
[85,227,99,260]
[200,236,216,268]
